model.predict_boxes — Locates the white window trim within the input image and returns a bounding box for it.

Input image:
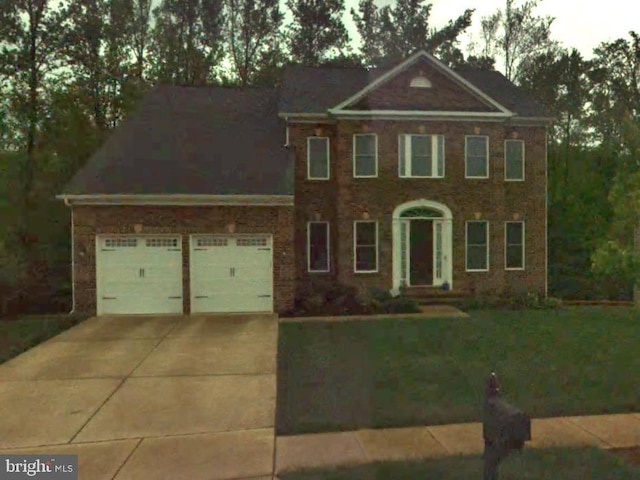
[307,221,330,273]
[465,135,490,179]
[465,221,490,272]
[504,139,525,182]
[353,133,378,178]
[505,221,525,270]
[354,220,379,273]
[398,134,445,178]
[307,136,330,180]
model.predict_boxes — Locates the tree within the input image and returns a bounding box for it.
[0,0,66,241]
[479,0,557,83]
[286,0,349,66]
[351,0,473,67]
[148,0,225,85]
[589,31,640,150]
[225,0,283,87]
[130,0,152,79]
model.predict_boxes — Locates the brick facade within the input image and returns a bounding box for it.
[72,205,295,314]
[290,119,547,299]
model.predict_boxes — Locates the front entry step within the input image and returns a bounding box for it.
[401,287,466,305]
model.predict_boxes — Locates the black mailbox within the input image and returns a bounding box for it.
[482,373,531,480]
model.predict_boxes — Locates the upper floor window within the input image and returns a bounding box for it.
[354,221,378,273]
[353,134,378,177]
[398,134,445,178]
[307,222,330,272]
[307,137,329,180]
[505,140,525,181]
[465,135,489,178]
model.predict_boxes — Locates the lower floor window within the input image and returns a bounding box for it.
[354,221,378,272]
[466,221,489,271]
[308,222,329,272]
[505,221,525,269]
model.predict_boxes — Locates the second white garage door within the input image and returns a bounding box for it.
[190,235,273,313]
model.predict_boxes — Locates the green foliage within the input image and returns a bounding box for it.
[381,297,421,314]
[286,0,350,66]
[350,0,473,67]
[148,0,225,85]
[225,0,284,86]
[479,0,558,82]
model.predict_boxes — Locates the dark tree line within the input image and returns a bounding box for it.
[1,0,639,310]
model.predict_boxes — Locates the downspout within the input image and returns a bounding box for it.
[63,198,76,314]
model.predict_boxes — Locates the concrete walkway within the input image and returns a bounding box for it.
[275,413,640,474]
[0,314,278,480]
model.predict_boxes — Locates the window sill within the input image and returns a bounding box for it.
[354,270,379,274]
[505,178,525,182]
[505,267,525,271]
[399,176,445,179]
[466,269,489,273]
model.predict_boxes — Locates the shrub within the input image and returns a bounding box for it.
[381,297,421,314]
[286,281,371,317]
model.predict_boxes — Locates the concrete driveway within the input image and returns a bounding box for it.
[0,314,278,480]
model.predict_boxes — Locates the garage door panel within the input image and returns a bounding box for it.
[190,235,273,313]
[97,236,183,315]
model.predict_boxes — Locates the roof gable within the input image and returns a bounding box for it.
[331,51,512,115]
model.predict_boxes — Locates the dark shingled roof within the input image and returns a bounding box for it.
[63,86,293,196]
[279,65,551,118]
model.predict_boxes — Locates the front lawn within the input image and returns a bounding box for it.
[0,314,90,363]
[276,307,640,434]
[279,447,640,479]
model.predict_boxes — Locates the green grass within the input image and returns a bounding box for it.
[278,447,640,480]
[276,307,640,434]
[0,313,90,363]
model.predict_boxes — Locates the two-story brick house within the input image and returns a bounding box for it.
[58,51,551,316]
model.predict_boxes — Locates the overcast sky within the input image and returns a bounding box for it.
[341,0,638,59]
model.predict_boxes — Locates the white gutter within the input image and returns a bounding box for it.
[56,194,295,206]
[328,109,513,118]
[63,197,76,314]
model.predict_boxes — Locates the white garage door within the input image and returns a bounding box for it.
[96,236,183,315]
[190,235,273,313]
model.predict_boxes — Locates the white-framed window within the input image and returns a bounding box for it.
[398,134,445,178]
[465,135,489,178]
[307,222,330,272]
[505,221,525,270]
[353,133,378,177]
[505,139,525,181]
[307,137,330,180]
[466,221,489,271]
[354,221,378,273]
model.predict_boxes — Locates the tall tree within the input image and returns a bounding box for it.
[0,0,66,241]
[286,0,349,66]
[479,0,557,83]
[131,0,152,79]
[589,31,640,151]
[351,0,473,67]
[61,0,140,131]
[225,0,283,87]
[149,0,224,85]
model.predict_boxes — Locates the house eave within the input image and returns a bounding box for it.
[56,194,295,206]
[328,109,514,121]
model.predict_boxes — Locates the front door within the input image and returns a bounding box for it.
[409,220,434,285]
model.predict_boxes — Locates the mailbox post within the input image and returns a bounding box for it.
[483,372,531,480]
